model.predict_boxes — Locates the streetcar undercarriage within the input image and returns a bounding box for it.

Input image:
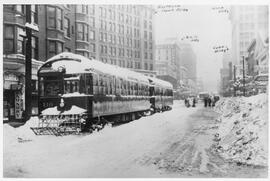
[30,110,155,136]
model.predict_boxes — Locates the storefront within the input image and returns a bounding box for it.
[3,54,43,122]
[3,72,24,122]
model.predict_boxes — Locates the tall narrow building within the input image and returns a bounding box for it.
[155,38,180,88]
[229,5,268,65]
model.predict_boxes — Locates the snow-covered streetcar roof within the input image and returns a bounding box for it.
[39,52,172,89]
[39,52,150,85]
[148,77,173,89]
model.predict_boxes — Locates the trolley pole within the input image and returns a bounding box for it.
[242,56,245,97]
[25,5,32,121]
[233,65,236,97]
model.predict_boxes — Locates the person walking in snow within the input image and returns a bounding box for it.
[192,97,196,107]
[208,96,212,107]
[204,96,208,107]
[211,96,215,107]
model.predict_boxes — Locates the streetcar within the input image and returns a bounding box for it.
[31,52,173,135]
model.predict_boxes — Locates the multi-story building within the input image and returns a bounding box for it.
[155,38,181,88]
[219,51,233,96]
[247,32,269,76]
[179,42,197,83]
[229,5,268,66]
[3,4,155,122]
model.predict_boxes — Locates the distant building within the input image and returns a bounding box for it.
[3,4,155,121]
[179,42,197,83]
[155,38,181,88]
[247,32,269,76]
[229,5,268,65]
[219,52,232,96]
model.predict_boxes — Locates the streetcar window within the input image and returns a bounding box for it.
[74,82,78,92]
[85,74,93,94]
[40,76,62,97]
[64,81,69,93]
[80,75,86,93]
[134,83,138,95]
[43,81,61,96]
[93,74,98,94]
[130,82,133,95]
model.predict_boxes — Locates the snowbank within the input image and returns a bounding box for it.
[213,94,268,166]
[3,117,39,145]
[3,101,196,177]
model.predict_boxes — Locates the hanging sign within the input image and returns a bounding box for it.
[15,92,23,119]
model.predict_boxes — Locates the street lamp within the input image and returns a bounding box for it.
[242,55,246,97]
[233,65,236,97]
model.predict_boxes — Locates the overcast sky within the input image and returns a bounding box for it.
[155,5,232,92]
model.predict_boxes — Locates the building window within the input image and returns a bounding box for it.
[144,31,147,39]
[56,8,63,30]
[90,43,95,52]
[48,41,63,58]
[4,25,14,54]
[31,5,38,24]
[144,52,148,59]
[144,63,148,70]
[99,32,103,41]
[76,23,89,41]
[15,5,25,14]
[47,6,63,30]
[31,36,38,59]
[64,17,70,37]
[89,30,95,40]
[100,45,103,54]
[113,35,116,44]
[103,33,107,42]
[144,20,147,29]
[89,17,95,27]
[17,27,25,54]
[149,42,152,49]
[150,63,153,70]
[76,5,88,14]
[99,7,103,17]
[150,53,153,60]
[144,41,147,49]
[149,32,152,40]
[103,8,107,18]
[89,5,95,15]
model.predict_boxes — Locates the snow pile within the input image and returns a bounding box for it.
[4,117,39,145]
[4,101,197,177]
[213,94,268,166]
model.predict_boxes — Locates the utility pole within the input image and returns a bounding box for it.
[25,5,32,121]
[242,56,245,96]
[233,65,236,97]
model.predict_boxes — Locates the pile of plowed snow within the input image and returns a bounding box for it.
[3,117,39,145]
[213,94,268,166]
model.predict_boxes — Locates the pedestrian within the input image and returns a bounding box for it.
[186,97,190,107]
[211,96,215,107]
[192,97,196,107]
[208,96,212,107]
[204,96,208,107]
[184,98,188,107]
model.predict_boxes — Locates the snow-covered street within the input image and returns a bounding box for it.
[3,99,268,178]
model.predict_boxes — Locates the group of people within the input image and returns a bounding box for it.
[203,95,219,107]
[184,95,220,108]
[184,97,197,108]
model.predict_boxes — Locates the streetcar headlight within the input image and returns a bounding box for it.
[60,98,65,108]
